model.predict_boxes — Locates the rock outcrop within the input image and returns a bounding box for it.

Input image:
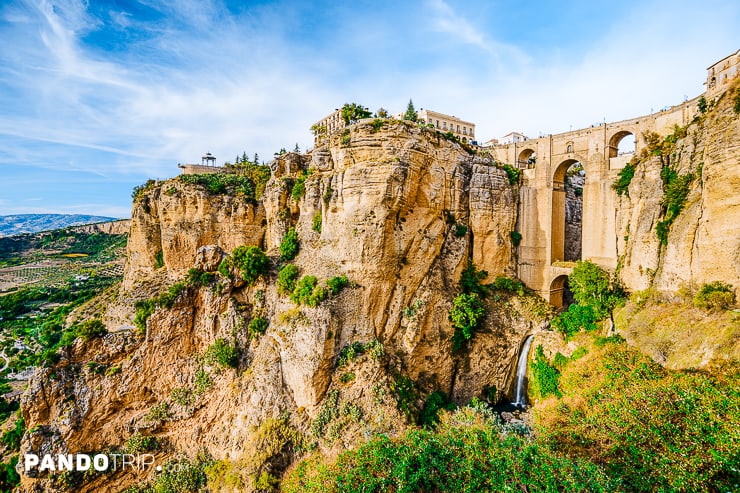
[18,120,539,492]
[616,83,740,293]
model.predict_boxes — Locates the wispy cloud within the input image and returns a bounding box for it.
[0,0,738,216]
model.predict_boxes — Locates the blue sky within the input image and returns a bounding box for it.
[0,0,738,218]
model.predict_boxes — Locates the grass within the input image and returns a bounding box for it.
[536,335,740,493]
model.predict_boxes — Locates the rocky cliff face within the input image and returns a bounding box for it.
[564,173,583,262]
[616,82,740,294]
[18,120,541,492]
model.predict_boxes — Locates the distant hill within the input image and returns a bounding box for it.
[0,214,119,237]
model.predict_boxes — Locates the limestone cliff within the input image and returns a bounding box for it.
[18,120,541,492]
[615,81,740,294]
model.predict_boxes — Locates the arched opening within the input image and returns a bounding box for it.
[551,159,584,263]
[608,131,635,158]
[549,275,572,307]
[517,148,536,169]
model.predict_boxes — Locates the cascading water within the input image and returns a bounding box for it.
[512,335,534,408]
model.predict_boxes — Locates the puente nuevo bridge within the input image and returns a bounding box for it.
[490,96,702,306]
[489,49,739,305]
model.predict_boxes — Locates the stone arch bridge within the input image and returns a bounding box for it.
[490,96,701,306]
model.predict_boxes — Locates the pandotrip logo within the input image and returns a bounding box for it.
[24,453,161,473]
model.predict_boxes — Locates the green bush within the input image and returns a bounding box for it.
[530,345,560,399]
[186,268,215,287]
[277,264,300,295]
[125,434,158,453]
[499,164,521,184]
[698,95,707,114]
[450,293,485,352]
[612,162,635,196]
[280,227,300,260]
[454,224,468,237]
[154,250,164,269]
[1,415,24,451]
[460,263,489,297]
[75,318,107,341]
[551,304,598,338]
[693,281,736,311]
[419,391,455,428]
[326,275,349,295]
[492,276,525,296]
[337,342,366,367]
[312,212,322,233]
[292,176,306,200]
[283,409,616,493]
[290,276,327,307]
[510,230,522,247]
[656,167,694,245]
[205,338,238,368]
[178,173,262,201]
[568,260,624,319]
[248,316,269,338]
[231,245,270,285]
[134,298,156,331]
[0,455,20,491]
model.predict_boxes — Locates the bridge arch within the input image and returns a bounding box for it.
[608,130,635,158]
[549,275,569,307]
[517,148,536,168]
[551,159,583,263]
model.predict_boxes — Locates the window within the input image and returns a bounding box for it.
[457,125,460,132]
[436,120,439,127]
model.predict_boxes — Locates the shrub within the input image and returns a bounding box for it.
[450,293,485,352]
[75,318,107,341]
[154,250,164,269]
[144,402,169,424]
[337,342,366,367]
[656,168,694,244]
[280,227,300,260]
[131,179,156,200]
[419,391,455,428]
[312,212,322,233]
[551,304,598,338]
[292,176,306,200]
[178,173,261,201]
[734,87,740,114]
[134,299,156,331]
[205,338,238,368]
[125,434,158,453]
[454,224,467,237]
[460,263,488,297]
[698,95,707,114]
[186,268,214,287]
[231,245,270,285]
[568,261,624,319]
[1,416,24,451]
[530,345,560,399]
[277,264,300,295]
[499,164,521,184]
[612,162,635,196]
[248,316,269,338]
[326,275,349,296]
[390,374,417,420]
[693,281,736,311]
[370,119,385,132]
[492,276,525,296]
[291,276,327,307]
[510,230,522,247]
[340,372,355,384]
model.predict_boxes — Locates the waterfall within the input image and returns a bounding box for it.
[513,335,534,408]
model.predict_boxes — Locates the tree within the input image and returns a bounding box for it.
[294,143,300,153]
[253,153,259,165]
[377,107,389,118]
[403,99,418,122]
[341,103,372,125]
[698,96,708,114]
[242,152,248,165]
[568,260,625,319]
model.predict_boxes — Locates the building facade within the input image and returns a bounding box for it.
[311,109,343,143]
[499,132,528,145]
[706,49,740,99]
[416,109,476,143]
